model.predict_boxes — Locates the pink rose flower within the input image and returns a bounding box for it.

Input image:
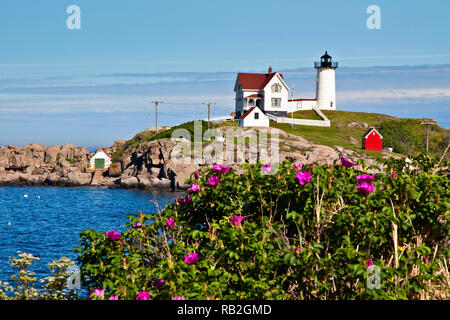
[136,291,151,300]
[392,170,397,179]
[173,296,185,300]
[341,157,355,168]
[229,215,244,226]
[189,182,200,192]
[212,165,230,173]
[293,163,303,171]
[261,164,274,173]
[357,182,375,195]
[367,259,373,269]
[208,175,220,187]
[166,218,176,229]
[106,230,120,241]
[179,195,191,205]
[184,252,199,264]
[296,171,312,185]
[194,171,200,179]
[89,288,105,299]
[108,295,119,300]
[295,246,302,256]
[154,279,165,287]
[132,222,142,228]
[356,174,375,184]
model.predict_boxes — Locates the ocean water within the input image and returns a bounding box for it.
[0,186,180,295]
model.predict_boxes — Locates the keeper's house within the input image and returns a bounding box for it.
[233,51,338,124]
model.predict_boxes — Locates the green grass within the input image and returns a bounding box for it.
[290,110,324,120]
[112,110,449,162]
[269,110,397,156]
[269,110,449,158]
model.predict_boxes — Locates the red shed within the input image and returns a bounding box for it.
[362,128,383,151]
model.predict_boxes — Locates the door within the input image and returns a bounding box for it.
[95,158,105,169]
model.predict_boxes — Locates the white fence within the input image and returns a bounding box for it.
[267,108,330,127]
[203,116,234,122]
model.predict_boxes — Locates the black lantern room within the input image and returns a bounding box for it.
[315,51,338,69]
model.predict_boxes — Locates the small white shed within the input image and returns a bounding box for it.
[238,106,269,127]
[90,149,112,169]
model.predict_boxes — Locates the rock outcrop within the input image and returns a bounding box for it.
[0,143,92,187]
[0,128,388,190]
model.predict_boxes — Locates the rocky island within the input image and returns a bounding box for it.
[0,124,385,191]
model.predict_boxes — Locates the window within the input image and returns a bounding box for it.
[254,112,259,120]
[271,98,281,108]
[271,83,281,93]
[330,101,333,107]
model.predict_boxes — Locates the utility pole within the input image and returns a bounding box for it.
[420,118,437,152]
[202,102,215,129]
[151,100,163,134]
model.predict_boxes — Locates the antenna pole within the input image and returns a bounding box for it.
[151,100,163,133]
[202,102,215,130]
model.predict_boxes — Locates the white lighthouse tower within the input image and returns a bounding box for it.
[315,51,338,110]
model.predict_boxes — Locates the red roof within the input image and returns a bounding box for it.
[363,128,383,139]
[101,148,112,159]
[246,94,262,98]
[239,107,256,120]
[237,73,281,90]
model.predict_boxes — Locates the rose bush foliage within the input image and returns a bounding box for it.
[74,154,449,300]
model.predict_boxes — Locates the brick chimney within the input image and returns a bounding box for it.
[268,66,273,74]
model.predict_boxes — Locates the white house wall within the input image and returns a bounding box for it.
[262,75,289,112]
[239,108,269,127]
[287,100,317,112]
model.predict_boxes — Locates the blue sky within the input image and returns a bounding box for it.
[1,0,449,149]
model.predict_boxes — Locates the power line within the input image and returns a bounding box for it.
[202,102,215,129]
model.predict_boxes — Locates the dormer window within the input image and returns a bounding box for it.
[271,83,281,93]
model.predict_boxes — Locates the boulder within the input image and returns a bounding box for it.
[137,175,152,188]
[67,172,92,186]
[45,147,60,163]
[108,162,122,177]
[120,176,139,188]
[151,177,172,189]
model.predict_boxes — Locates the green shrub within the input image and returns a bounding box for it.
[378,119,449,157]
[74,154,449,300]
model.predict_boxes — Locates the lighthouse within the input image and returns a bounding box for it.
[315,51,338,110]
